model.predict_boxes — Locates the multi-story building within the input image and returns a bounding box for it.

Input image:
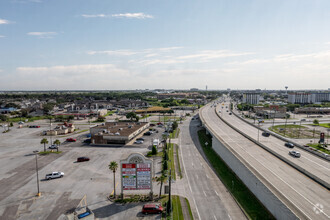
[242,93,260,104]
[288,92,330,104]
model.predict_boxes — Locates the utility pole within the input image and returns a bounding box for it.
[257,122,260,142]
[283,115,288,137]
[33,150,40,197]
[297,120,302,139]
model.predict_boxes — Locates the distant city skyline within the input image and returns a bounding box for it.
[1,0,330,90]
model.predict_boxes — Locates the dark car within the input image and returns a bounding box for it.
[77,157,90,162]
[149,123,156,127]
[262,132,270,137]
[66,138,77,142]
[29,125,40,128]
[144,131,152,136]
[142,203,163,215]
[285,142,294,148]
[83,139,91,143]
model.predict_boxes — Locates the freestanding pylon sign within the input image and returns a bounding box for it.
[120,153,153,196]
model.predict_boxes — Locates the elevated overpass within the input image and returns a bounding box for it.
[199,102,330,220]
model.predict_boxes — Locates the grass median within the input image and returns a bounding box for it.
[198,129,275,220]
[161,195,184,220]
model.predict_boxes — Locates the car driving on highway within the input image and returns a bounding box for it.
[284,142,294,148]
[289,151,301,158]
[262,132,270,137]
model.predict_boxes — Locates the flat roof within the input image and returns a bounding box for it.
[92,121,148,137]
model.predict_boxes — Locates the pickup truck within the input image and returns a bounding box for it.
[45,172,64,180]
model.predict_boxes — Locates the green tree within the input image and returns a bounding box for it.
[172,121,178,131]
[313,119,319,125]
[126,112,137,121]
[40,138,48,152]
[154,175,167,198]
[53,139,61,152]
[152,145,157,155]
[0,115,8,122]
[68,115,74,121]
[163,160,168,170]
[109,161,118,198]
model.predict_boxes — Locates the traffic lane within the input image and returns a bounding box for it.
[221,106,330,182]
[184,119,241,220]
[203,106,330,219]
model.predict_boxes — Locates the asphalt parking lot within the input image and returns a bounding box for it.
[0,120,165,220]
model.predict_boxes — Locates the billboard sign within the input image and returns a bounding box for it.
[120,153,153,194]
[122,163,136,190]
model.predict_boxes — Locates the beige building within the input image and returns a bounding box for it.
[90,122,149,145]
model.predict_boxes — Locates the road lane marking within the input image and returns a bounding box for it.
[206,174,209,179]
[213,215,217,220]
[228,214,232,220]
[203,190,207,197]
[204,106,326,219]
[180,131,201,220]
[214,190,219,196]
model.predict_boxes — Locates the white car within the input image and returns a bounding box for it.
[48,144,58,149]
[134,140,144,144]
[45,171,64,180]
[289,151,301,158]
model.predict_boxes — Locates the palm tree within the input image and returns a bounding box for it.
[154,174,167,198]
[109,161,118,198]
[40,138,48,152]
[53,139,61,152]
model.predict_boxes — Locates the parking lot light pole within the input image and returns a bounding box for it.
[33,150,41,197]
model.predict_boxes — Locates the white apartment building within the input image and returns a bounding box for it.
[242,93,260,104]
[288,92,330,104]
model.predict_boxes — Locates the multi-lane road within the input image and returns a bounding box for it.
[174,117,246,220]
[200,102,330,220]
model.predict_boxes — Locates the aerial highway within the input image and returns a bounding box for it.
[219,102,330,187]
[174,117,246,220]
[200,103,330,220]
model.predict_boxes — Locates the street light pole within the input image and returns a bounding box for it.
[33,150,40,197]
[257,122,260,142]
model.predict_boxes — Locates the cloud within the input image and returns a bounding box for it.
[178,50,254,61]
[27,32,57,38]
[82,13,153,19]
[87,47,183,57]
[0,19,11,24]
[112,13,153,19]
[0,35,5,38]
[81,14,107,18]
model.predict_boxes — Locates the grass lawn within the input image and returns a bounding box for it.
[269,124,329,139]
[168,143,176,180]
[198,129,274,220]
[184,198,193,220]
[161,195,184,220]
[39,151,62,155]
[318,123,330,128]
[8,116,54,123]
[170,128,180,138]
[75,129,89,134]
[307,143,330,154]
[176,144,182,179]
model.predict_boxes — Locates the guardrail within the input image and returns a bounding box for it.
[199,105,304,219]
[218,109,330,190]
[231,110,330,162]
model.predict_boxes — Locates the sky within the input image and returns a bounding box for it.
[1,0,330,91]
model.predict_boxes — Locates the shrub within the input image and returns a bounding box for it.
[152,145,157,155]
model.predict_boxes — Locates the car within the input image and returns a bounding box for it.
[48,144,58,149]
[262,132,270,137]
[301,119,306,121]
[77,157,90,162]
[142,203,163,215]
[45,171,64,180]
[29,125,40,128]
[134,140,144,144]
[136,138,145,141]
[192,118,195,120]
[18,121,25,125]
[83,139,91,143]
[144,131,152,136]
[157,122,163,125]
[149,123,156,127]
[289,151,301,158]
[285,142,294,148]
[66,138,77,142]
[229,113,232,115]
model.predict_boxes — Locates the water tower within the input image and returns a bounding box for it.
[285,86,288,94]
